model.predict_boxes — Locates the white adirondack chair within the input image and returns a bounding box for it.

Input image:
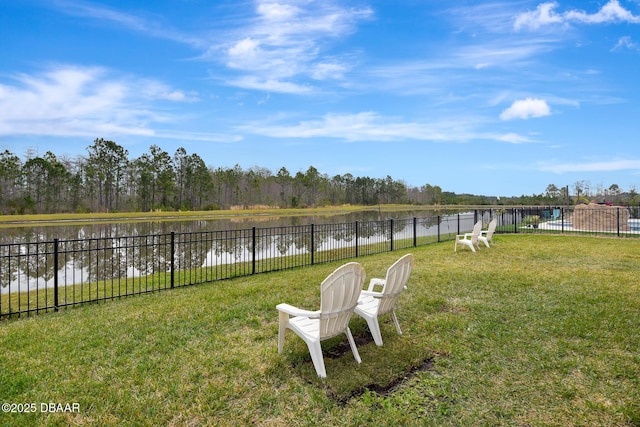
[478,218,497,248]
[276,262,366,378]
[354,254,414,346]
[455,220,482,252]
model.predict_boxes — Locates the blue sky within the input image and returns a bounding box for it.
[1,0,640,197]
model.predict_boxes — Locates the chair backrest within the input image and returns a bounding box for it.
[486,218,497,237]
[319,262,366,339]
[377,254,414,315]
[470,220,482,245]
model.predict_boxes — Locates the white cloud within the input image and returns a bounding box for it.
[242,111,501,143]
[514,2,565,31]
[514,0,640,31]
[447,2,525,34]
[243,112,432,141]
[216,0,373,92]
[612,36,640,51]
[226,38,271,72]
[565,0,640,24]
[244,112,545,146]
[538,159,640,173]
[497,132,536,144]
[152,129,242,143]
[55,0,203,48]
[358,38,553,96]
[310,62,349,80]
[0,65,204,138]
[138,80,199,102]
[226,76,313,94]
[257,2,300,21]
[500,98,551,120]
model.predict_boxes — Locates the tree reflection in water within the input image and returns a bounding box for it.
[1,210,475,296]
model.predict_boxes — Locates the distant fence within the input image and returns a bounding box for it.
[504,205,640,237]
[1,206,638,319]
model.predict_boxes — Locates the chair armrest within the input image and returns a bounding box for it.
[360,290,383,298]
[367,278,386,292]
[276,303,320,318]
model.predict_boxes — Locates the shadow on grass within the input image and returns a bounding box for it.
[286,325,438,405]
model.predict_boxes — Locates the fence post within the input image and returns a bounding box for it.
[437,216,441,243]
[413,217,417,247]
[355,221,359,258]
[251,227,256,274]
[311,224,315,265]
[390,219,394,252]
[513,208,517,233]
[617,208,620,237]
[170,232,175,289]
[54,238,59,312]
[457,214,460,236]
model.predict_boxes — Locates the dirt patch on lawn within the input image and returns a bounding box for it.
[333,357,435,405]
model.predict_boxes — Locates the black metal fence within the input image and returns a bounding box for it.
[499,205,640,237]
[1,206,638,319]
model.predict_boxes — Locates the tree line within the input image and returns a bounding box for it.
[0,138,420,214]
[0,138,637,214]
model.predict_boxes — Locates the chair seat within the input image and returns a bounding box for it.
[288,316,320,342]
[356,295,379,313]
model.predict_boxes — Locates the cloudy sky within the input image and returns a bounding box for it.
[1,0,640,197]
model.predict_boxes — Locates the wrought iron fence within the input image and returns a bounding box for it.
[503,206,640,237]
[1,206,638,319]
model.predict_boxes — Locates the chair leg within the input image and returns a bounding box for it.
[345,327,362,363]
[364,316,384,346]
[391,311,403,336]
[461,241,475,252]
[306,339,327,378]
[278,312,288,354]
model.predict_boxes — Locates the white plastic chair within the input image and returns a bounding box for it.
[354,254,414,346]
[478,218,497,248]
[455,220,482,252]
[277,262,366,378]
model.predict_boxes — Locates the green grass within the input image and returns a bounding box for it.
[1,235,639,426]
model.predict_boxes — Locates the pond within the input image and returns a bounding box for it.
[0,207,467,245]
[1,208,483,297]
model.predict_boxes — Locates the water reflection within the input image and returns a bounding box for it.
[1,210,477,295]
[1,208,459,243]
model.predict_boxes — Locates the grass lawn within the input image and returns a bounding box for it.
[1,234,639,426]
